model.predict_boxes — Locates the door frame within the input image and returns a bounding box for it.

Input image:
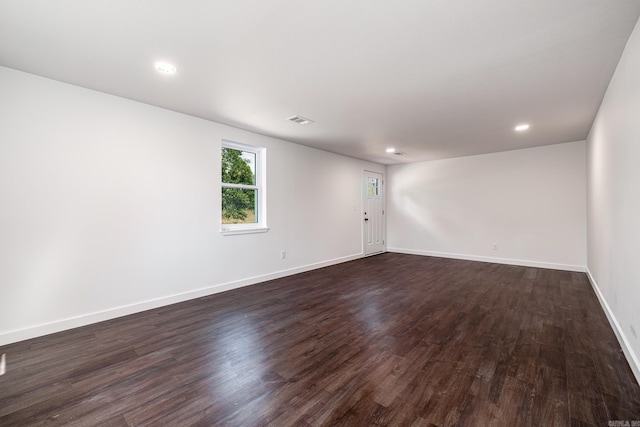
[362,170,386,256]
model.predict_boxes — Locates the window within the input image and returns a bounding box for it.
[367,177,380,196]
[220,141,267,234]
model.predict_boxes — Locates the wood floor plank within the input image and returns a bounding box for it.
[1,253,639,426]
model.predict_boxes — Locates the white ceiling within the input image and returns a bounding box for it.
[1,1,639,164]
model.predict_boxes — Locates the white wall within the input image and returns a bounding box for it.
[587,16,640,383]
[0,66,384,345]
[387,142,587,271]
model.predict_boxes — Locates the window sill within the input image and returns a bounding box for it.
[220,227,270,236]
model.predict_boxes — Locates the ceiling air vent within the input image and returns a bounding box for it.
[288,115,314,125]
[393,151,406,156]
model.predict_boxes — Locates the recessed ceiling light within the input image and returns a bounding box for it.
[386,148,396,153]
[515,124,530,131]
[288,115,314,125]
[155,62,177,74]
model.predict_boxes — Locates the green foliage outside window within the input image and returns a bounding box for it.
[222,148,256,222]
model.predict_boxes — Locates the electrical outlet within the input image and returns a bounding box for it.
[1,353,5,376]
[492,243,498,251]
[281,250,286,260]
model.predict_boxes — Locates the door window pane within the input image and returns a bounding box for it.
[368,177,379,196]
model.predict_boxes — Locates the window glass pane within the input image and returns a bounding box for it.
[222,148,256,185]
[222,188,257,224]
[368,177,379,196]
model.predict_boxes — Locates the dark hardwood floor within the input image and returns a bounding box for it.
[1,253,639,426]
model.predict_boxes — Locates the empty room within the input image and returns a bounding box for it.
[1,1,640,425]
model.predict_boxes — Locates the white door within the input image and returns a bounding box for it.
[364,171,384,255]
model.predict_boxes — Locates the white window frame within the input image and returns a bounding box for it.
[220,140,268,235]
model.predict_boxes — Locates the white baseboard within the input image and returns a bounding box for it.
[387,247,586,272]
[0,253,364,346]
[586,269,640,385]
